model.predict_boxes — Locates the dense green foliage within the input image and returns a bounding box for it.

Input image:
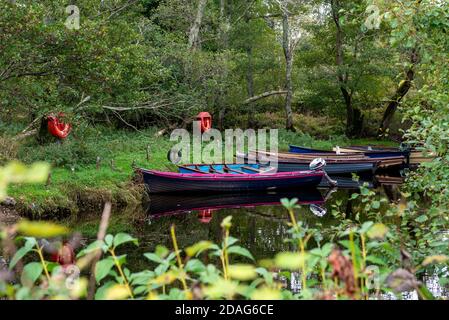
[3,0,444,135]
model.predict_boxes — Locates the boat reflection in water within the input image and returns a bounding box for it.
[144,175,403,224]
[146,188,328,223]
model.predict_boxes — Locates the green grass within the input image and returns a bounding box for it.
[8,127,177,215]
[6,125,398,217]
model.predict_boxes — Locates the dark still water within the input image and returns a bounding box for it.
[71,175,448,299]
[74,177,398,265]
[129,176,401,261]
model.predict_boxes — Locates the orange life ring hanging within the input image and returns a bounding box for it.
[196,112,212,133]
[47,113,72,139]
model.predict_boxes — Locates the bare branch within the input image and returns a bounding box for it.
[243,90,288,104]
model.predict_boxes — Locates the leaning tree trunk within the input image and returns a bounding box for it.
[188,0,208,49]
[281,11,295,131]
[379,49,419,135]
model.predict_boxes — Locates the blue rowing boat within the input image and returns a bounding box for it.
[139,165,325,194]
[289,145,409,159]
[178,163,271,174]
[289,145,334,154]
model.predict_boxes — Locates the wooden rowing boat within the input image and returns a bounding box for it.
[245,150,405,169]
[235,153,378,175]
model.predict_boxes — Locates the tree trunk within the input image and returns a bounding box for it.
[340,86,364,137]
[281,11,295,131]
[217,0,229,131]
[246,45,256,127]
[218,108,226,131]
[188,0,207,49]
[379,49,419,134]
[331,0,363,137]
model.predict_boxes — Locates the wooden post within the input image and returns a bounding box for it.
[96,156,101,170]
[45,172,52,186]
[146,145,151,161]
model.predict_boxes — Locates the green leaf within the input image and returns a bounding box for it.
[185,241,213,257]
[46,262,60,273]
[2,161,50,185]
[367,223,389,240]
[256,267,274,285]
[250,286,281,300]
[417,284,435,300]
[104,284,130,300]
[76,240,105,258]
[226,237,239,247]
[358,221,374,234]
[115,255,127,267]
[130,271,155,286]
[227,246,254,261]
[23,162,51,183]
[415,215,428,223]
[17,220,69,238]
[422,255,449,266]
[95,257,115,283]
[104,234,113,248]
[220,216,233,229]
[280,198,299,210]
[22,262,43,284]
[274,252,307,270]
[185,259,206,273]
[9,237,36,269]
[366,255,387,266]
[95,281,116,300]
[350,193,359,200]
[113,233,138,248]
[228,264,257,281]
[155,245,169,258]
[144,253,164,264]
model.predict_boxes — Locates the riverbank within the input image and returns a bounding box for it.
[0,204,20,225]
[3,126,398,219]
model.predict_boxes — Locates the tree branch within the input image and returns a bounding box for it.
[242,90,288,104]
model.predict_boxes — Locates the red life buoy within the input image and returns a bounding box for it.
[198,209,214,224]
[47,113,72,139]
[196,112,212,133]
[51,242,75,267]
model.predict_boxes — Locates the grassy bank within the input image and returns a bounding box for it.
[4,125,398,218]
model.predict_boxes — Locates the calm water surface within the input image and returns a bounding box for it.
[73,176,448,299]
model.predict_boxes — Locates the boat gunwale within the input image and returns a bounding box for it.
[241,153,404,164]
[138,168,324,181]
